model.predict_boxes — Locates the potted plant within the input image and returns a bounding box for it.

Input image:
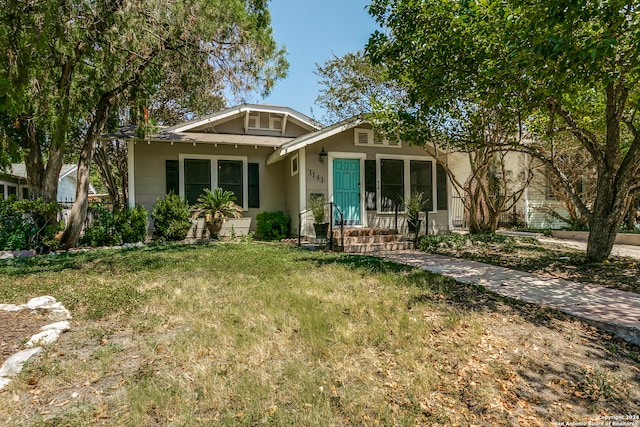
[309,194,329,239]
[191,188,243,239]
[404,191,427,233]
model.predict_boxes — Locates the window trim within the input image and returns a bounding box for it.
[291,153,299,176]
[178,154,248,209]
[375,154,438,214]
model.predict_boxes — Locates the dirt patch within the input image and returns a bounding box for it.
[0,310,50,362]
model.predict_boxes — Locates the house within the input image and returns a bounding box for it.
[0,164,95,202]
[126,104,454,242]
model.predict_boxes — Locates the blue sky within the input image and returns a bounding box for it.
[257,0,379,123]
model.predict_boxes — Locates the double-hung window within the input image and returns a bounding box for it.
[177,155,249,208]
[376,156,438,213]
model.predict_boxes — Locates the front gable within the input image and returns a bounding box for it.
[164,104,321,140]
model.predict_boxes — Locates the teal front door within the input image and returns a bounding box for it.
[333,158,361,225]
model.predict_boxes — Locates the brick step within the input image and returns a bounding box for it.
[342,241,414,253]
[332,227,399,238]
[339,234,410,245]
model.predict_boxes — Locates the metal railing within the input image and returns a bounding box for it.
[298,202,344,251]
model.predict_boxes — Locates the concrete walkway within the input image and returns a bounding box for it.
[378,251,640,347]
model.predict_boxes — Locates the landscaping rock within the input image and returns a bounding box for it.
[0,252,15,259]
[0,298,72,391]
[0,348,43,378]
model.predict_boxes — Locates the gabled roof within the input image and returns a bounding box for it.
[266,116,366,165]
[8,164,78,182]
[163,104,322,134]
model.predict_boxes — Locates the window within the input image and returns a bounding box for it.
[0,184,4,200]
[179,155,249,208]
[377,156,444,213]
[410,160,433,211]
[7,186,17,197]
[22,187,29,200]
[184,159,211,205]
[380,159,404,212]
[218,160,243,203]
[291,153,299,176]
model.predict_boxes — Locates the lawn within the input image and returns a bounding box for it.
[0,242,639,426]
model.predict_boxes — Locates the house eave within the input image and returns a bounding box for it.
[266,117,365,165]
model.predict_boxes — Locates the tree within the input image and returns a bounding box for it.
[315,50,404,124]
[367,0,640,261]
[1,0,287,248]
[316,51,531,233]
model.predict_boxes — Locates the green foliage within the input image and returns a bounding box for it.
[309,194,326,223]
[404,191,427,222]
[192,188,243,222]
[0,197,61,252]
[151,192,192,242]
[417,233,509,252]
[255,211,291,241]
[81,204,148,247]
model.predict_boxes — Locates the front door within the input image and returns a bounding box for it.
[333,158,361,225]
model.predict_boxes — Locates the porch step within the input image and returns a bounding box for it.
[332,228,414,253]
[342,241,414,253]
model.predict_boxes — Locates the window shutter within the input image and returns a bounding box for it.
[365,160,376,210]
[436,163,448,210]
[166,160,179,195]
[248,162,260,208]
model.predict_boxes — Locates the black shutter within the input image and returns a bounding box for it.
[364,160,376,210]
[166,160,179,195]
[437,163,448,210]
[248,162,259,208]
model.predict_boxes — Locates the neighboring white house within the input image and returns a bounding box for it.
[0,164,97,202]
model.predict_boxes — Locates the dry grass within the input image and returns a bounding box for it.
[0,243,639,426]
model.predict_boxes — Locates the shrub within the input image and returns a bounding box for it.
[255,211,291,241]
[80,204,148,247]
[151,192,192,242]
[0,197,62,253]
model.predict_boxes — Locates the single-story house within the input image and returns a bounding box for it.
[1,164,95,203]
[125,104,454,239]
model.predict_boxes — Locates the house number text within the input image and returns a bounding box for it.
[309,169,324,183]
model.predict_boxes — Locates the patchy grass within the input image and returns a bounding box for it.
[0,242,639,426]
[418,233,640,294]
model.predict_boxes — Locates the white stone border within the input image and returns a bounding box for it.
[0,296,72,391]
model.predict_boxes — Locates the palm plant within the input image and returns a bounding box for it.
[191,188,243,238]
[404,191,427,232]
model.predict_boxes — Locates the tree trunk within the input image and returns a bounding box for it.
[60,93,117,249]
[586,216,619,262]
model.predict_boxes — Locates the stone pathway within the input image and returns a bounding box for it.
[379,251,640,347]
[0,296,72,390]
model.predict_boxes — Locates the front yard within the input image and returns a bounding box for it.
[0,243,639,426]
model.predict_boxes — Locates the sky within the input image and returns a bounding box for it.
[257,0,380,124]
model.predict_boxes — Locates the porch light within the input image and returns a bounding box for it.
[319,147,328,164]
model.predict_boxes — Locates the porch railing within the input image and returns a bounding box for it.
[298,202,344,250]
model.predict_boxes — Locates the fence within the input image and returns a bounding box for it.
[57,200,125,236]
[450,195,525,231]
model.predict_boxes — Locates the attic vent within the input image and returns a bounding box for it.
[247,111,284,131]
[355,129,371,145]
[354,128,401,148]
